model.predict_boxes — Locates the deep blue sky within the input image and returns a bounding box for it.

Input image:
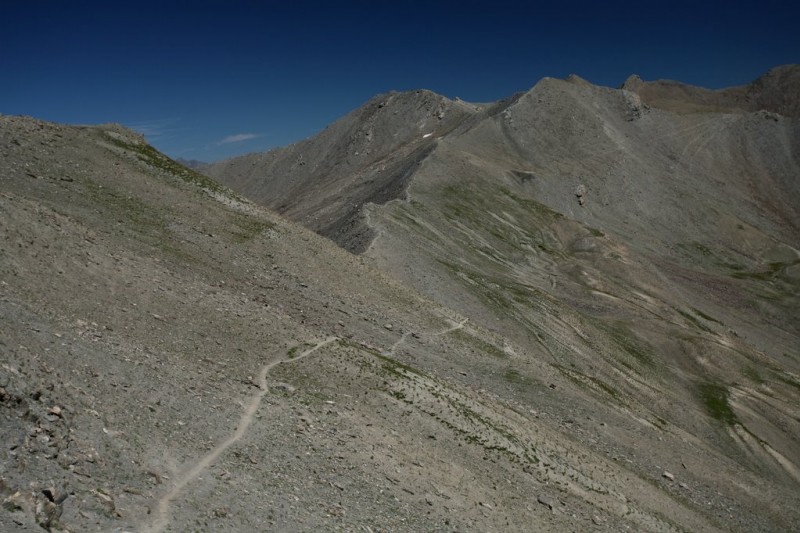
[3,1,798,161]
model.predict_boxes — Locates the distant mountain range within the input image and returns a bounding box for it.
[175,157,207,169]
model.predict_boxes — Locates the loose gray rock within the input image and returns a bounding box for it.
[537,494,556,510]
[574,184,587,205]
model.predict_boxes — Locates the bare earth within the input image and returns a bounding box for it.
[2,66,800,532]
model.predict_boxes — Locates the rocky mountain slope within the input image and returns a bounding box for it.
[202,66,800,531]
[202,90,482,252]
[621,65,800,117]
[6,113,787,533]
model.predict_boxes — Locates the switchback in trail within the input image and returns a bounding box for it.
[144,337,338,533]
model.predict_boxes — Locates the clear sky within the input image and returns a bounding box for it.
[2,0,798,161]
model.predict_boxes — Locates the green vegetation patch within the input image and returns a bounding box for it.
[80,177,197,263]
[435,257,553,319]
[691,307,722,325]
[374,352,423,378]
[742,365,763,384]
[776,373,800,392]
[680,241,713,257]
[104,134,231,195]
[730,260,799,281]
[435,258,515,313]
[504,368,533,385]
[497,186,564,221]
[677,309,714,333]
[450,328,507,359]
[698,382,737,425]
[229,213,275,242]
[556,366,624,404]
[83,178,166,233]
[606,323,656,369]
[439,183,562,234]
[677,241,743,272]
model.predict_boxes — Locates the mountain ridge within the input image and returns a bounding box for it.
[201,66,800,531]
[204,65,800,254]
[202,89,481,252]
[2,65,799,531]
[620,64,800,117]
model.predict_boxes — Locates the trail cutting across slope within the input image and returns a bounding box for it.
[431,317,469,336]
[144,336,338,533]
[384,317,468,357]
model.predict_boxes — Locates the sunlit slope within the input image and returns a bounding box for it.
[365,73,800,521]
[4,115,777,531]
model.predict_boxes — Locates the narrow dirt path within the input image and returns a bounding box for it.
[146,318,464,532]
[430,317,468,336]
[143,336,338,533]
[384,317,467,357]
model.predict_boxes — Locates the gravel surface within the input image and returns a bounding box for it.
[1,67,798,532]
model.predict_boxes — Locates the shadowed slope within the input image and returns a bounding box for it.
[203,90,480,252]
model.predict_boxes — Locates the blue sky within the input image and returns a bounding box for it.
[2,1,798,161]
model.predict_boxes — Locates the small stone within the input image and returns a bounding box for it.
[35,499,62,530]
[537,494,556,510]
[662,471,675,481]
[48,406,62,417]
[575,184,587,205]
[3,491,25,512]
[592,515,605,525]
[383,323,393,331]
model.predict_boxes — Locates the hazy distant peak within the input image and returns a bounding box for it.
[175,157,208,169]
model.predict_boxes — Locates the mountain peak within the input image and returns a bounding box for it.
[620,73,644,90]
